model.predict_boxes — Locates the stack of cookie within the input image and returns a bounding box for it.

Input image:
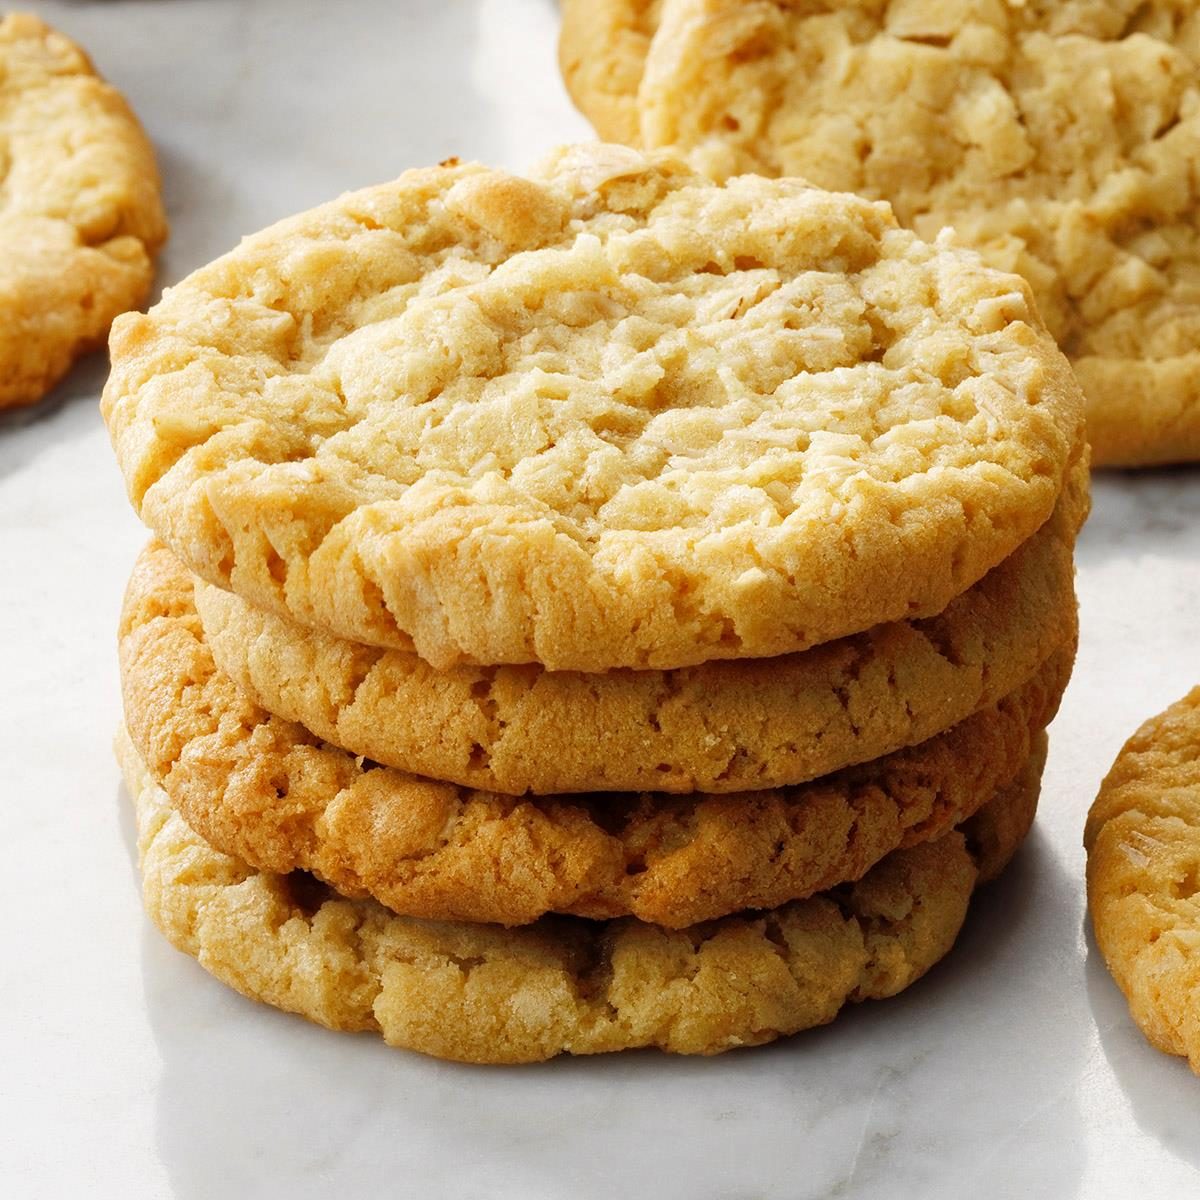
[106,146,1086,1063]
[559,0,1200,468]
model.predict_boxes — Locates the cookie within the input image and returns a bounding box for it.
[1085,689,1200,1073]
[195,451,1085,795]
[120,538,1072,927]
[570,0,1200,467]
[103,144,1083,671]
[119,726,1039,1063]
[558,0,661,145]
[0,13,167,408]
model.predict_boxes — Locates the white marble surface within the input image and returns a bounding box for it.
[2,1,1199,1195]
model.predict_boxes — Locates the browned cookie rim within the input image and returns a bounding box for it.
[121,539,1074,928]
[121,728,1041,1063]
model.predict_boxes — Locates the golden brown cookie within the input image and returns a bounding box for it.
[120,538,1072,928]
[0,13,166,408]
[569,0,1200,467]
[1086,689,1200,1074]
[103,144,1083,670]
[119,726,1039,1063]
[968,733,1046,885]
[195,452,1085,795]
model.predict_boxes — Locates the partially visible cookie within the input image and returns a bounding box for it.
[120,538,1072,928]
[119,725,1037,1063]
[103,144,1083,670]
[0,13,166,408]
[580,0,1200,467]
[559,0,660,144]
[195,450,1086,796]
[1086,690,1200,1074]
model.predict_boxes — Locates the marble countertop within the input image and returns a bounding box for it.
[2,2,1198,1195]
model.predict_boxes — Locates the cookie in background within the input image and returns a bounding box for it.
[560,0,1200,468]
[0,13,166,410]
[106,144,1087,1062]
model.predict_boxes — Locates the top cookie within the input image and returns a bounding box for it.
[563,0,1200,467]
[104,145,1081,671]
[0,13,167,408]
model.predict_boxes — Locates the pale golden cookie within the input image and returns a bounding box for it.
[571,0,1200,467]
[1086,689,1200,1074]
[196,452,1085,795]
[119,727,1039,1063]
[0,13,166,408]
[103,144,1082,670]
[120,538,1072,928]
[559,0,661,145]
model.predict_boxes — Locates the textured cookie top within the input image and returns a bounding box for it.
[196,452,1085,795]
[0,13,166,407]
[567,0,1200,466]
[120,538,1070,928]
[120,728,1034,1062]
[1086,689,1200,1073]
[103,144,1081,670]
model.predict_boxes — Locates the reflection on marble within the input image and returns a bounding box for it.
[3,0,1200,1196]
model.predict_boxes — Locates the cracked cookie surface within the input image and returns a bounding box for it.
[561,0,1200,466]
[120,538,1070,928]
[0,13,166,408]
[1086,689,1200,1073]
[195,452,1085,795]
[119,726,1038,1063]
[103,144,1082,670]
